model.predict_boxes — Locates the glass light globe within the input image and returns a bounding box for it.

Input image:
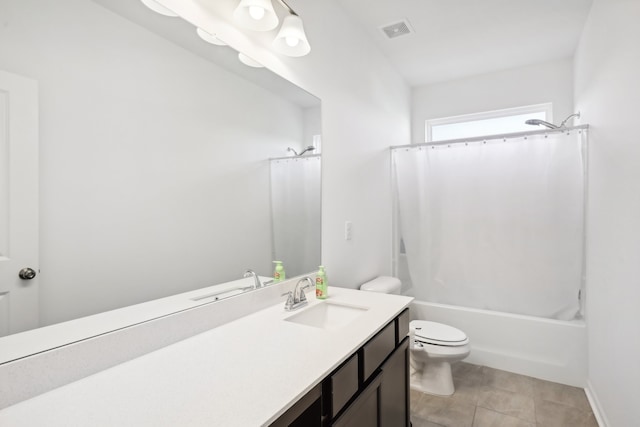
[248,6,265,20]
[285,37,300,47]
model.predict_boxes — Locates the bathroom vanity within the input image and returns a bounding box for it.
[0,286,412,426]
[272,305,410,426]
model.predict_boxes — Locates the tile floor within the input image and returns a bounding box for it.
[410,362,598,427]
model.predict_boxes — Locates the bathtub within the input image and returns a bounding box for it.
[409,300,587,387]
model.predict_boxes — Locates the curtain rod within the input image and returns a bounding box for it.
[391,124,589,150]
[269,154,321,161]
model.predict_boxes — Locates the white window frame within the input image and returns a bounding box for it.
[425,103,553,142]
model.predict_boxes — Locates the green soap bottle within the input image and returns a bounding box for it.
[315,265,328,299]
[273,261,285,282]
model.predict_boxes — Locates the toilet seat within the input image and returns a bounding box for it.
[411,320,469,346]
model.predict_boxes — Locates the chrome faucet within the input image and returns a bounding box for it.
[243,269,262,290]
[283,277,313,311]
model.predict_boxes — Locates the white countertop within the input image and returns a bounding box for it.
[0,287,412,426]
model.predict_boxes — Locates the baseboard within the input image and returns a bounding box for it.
[585,380,609,427]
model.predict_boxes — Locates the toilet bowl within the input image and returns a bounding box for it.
[359,277,471,397]
[409,320,470,396]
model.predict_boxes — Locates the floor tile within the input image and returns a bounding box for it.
[582,413,600,427]
[482,367,534,396]
[535,399,597,427]
[477,387,536,423]
[411,363,596,427]
[411,416,447,427]
[452,362,484,382]
[412,393,457,418]
[449,369,483,406]
[411,389,425,409]
[532,378,591,411]
[413,394,476,427]
[472,406,535,427]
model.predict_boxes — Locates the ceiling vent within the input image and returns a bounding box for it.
[380,19,414,39]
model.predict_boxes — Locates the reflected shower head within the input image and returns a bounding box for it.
[287,146,316,156]
[298,146,316,156]
[525,119,559,129]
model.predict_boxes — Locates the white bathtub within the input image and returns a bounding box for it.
[410,300,587,387]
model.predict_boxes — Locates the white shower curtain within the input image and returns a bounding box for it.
[393,130,586,320]
[270,156,321,278]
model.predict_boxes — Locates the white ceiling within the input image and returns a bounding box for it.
[337,0,594,87]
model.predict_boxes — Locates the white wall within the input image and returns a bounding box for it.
[291,1,411,286]
[0,0,307,325]
[574,0,640,425]
[168,0,412,287]
[411,59,575,144]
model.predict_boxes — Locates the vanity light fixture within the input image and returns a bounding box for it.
[142,0,310,58]
[140,0,178,17]
[233,0,311,57]
[272,14,310,57]
[233,0,279,31]
[196,28,227,46]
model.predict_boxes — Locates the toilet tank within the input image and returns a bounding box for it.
[359,276,401,295]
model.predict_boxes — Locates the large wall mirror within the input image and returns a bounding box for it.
[0,0,321,361]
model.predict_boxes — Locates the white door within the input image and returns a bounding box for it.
[0,70,39,337]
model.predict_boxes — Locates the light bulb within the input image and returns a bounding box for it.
[248,6,265,20]
[285,36,300,47]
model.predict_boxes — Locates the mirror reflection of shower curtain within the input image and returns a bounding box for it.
[393,130,586,320]
[270,156,321,278]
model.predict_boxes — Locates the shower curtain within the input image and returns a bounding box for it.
[393,130,586,320]
[270,156,321,278]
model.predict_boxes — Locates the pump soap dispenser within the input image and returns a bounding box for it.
[315,265,328,299]
[273,261,285,282]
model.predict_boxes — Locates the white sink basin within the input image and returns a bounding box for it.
[284,300,369,330]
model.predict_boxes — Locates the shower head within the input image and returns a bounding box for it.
[287,146,316,156]
[525,119,559,129]
[525,112,581,130]
[298,145,316,156]
[559,112,581,128]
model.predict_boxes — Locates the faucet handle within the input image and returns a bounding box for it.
[281,291,294,310]
[299,284,311,302]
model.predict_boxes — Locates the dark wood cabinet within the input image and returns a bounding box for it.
[329,353,360,418]
[380,338,410,427]
[270,308,410,427]
[332,373,382,427]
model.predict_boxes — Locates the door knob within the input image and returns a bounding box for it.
[18,268,37,280]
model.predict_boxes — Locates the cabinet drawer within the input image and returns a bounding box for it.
[330,353,359,418]
[396,309,410,344]
[362,320,395,380]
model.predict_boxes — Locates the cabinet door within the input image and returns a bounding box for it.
[380,337,410,427]
[332,373,382,427]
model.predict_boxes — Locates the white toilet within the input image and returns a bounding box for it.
[409,320,470,396]
[360,276,471,397]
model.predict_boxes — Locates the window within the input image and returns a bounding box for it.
[425,103,553,142]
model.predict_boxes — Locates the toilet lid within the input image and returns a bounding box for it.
[411,320,469,346]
